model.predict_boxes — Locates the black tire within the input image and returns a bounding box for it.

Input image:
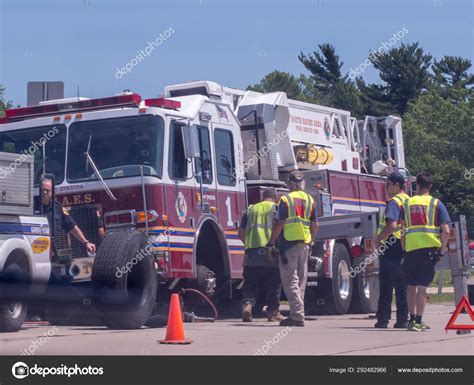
[92,229,157,329]
[306,243,353,315]
[349,257,374,313]
[0,263,28,332]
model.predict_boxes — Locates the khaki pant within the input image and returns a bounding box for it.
[279,242,310,322]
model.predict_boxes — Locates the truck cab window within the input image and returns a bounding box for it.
[215,128,236,186]
[169,122,188,180]
[0,124,67,185]
[195,125,212,184]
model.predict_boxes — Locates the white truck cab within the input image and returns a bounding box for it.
[0,152,51,332]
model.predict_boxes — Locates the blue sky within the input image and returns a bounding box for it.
[0,0,472,106]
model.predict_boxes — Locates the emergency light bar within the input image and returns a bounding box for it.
[144,98,181,110]
[0,93,142,123]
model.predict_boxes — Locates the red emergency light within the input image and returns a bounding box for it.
[144,98,181,110]
[0,93,142,123]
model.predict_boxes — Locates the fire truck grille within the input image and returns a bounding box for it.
[55,204,102,260]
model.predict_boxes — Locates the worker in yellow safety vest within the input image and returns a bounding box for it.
[267,170,319,327]
[401,171,450,332]
[373,172,409,329]
[238,187,284,323]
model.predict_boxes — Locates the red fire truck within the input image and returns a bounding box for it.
[0,81,409,328]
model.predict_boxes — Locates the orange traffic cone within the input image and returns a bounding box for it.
[159,293,193,344]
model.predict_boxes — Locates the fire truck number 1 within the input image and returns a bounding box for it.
[225,196,233,226]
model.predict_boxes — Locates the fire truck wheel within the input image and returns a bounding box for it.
[92,229,157,329]
[0,263,28,332]
[349,257,373,313]
[309,243,353,315]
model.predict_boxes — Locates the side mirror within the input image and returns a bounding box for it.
[182,125,200,159]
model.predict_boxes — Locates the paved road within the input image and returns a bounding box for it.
[1,304,472,356]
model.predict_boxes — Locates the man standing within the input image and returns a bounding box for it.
[238,187,283,322]
[267,170,318,327]
[401,172,450,331]
[37,177,96,255]
[374,172,409,328]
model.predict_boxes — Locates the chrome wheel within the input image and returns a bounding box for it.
[338,259,351,300]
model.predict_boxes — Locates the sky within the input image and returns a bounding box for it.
[0,0,472,106]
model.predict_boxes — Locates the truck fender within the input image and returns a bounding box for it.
[0,237,51,285]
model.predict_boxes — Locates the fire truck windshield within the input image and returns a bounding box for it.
[67,115,164,182]
[0,124,67,185]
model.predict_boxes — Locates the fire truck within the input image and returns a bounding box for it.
[0,80,447,328]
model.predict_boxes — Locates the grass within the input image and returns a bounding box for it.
[426,292,455,304]
[430,270,453,288]
[392,292,455,304]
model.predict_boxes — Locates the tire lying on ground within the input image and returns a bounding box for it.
[0,263,29,332]
[91,229,157,329]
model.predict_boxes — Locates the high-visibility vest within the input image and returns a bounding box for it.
[244,201,276,250]
[280,191,314,244]
[403,194,442,252]
[377,192,409,240]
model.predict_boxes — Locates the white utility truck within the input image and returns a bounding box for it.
[0,152,51,332]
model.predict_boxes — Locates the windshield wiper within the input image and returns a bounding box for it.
[84,135,118,201]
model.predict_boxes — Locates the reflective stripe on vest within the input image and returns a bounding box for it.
[403,195,441,252]
[280,191,314,244]
[244,201,276,249]
[376,192,409,240]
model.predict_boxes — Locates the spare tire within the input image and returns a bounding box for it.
[92,229,157,329]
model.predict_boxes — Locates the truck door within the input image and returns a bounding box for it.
[212,123,246,277]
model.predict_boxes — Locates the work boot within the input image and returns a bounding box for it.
[374,320,388,328]
[242,303,252,322]
[279,317,304,327]
[393,320,408,329]
[267,310,284,322]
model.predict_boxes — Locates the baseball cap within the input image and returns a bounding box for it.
[387,172,405,185]
[288,170,304,183]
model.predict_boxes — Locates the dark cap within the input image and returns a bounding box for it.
[288,170,304,183]
[387,172,405,185]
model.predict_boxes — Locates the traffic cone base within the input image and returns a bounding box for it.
[158,293,193,345]
[159,338,193,345]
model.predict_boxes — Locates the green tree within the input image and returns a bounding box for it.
[298,43,346,96]
[403,90,474,236]
[247,70,304,100]
[369,42,433,115]
[0,85,13,116]
[298,43,364,115]
[431,56,474,100]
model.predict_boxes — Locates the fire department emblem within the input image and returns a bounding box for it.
[176,192,187,223]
